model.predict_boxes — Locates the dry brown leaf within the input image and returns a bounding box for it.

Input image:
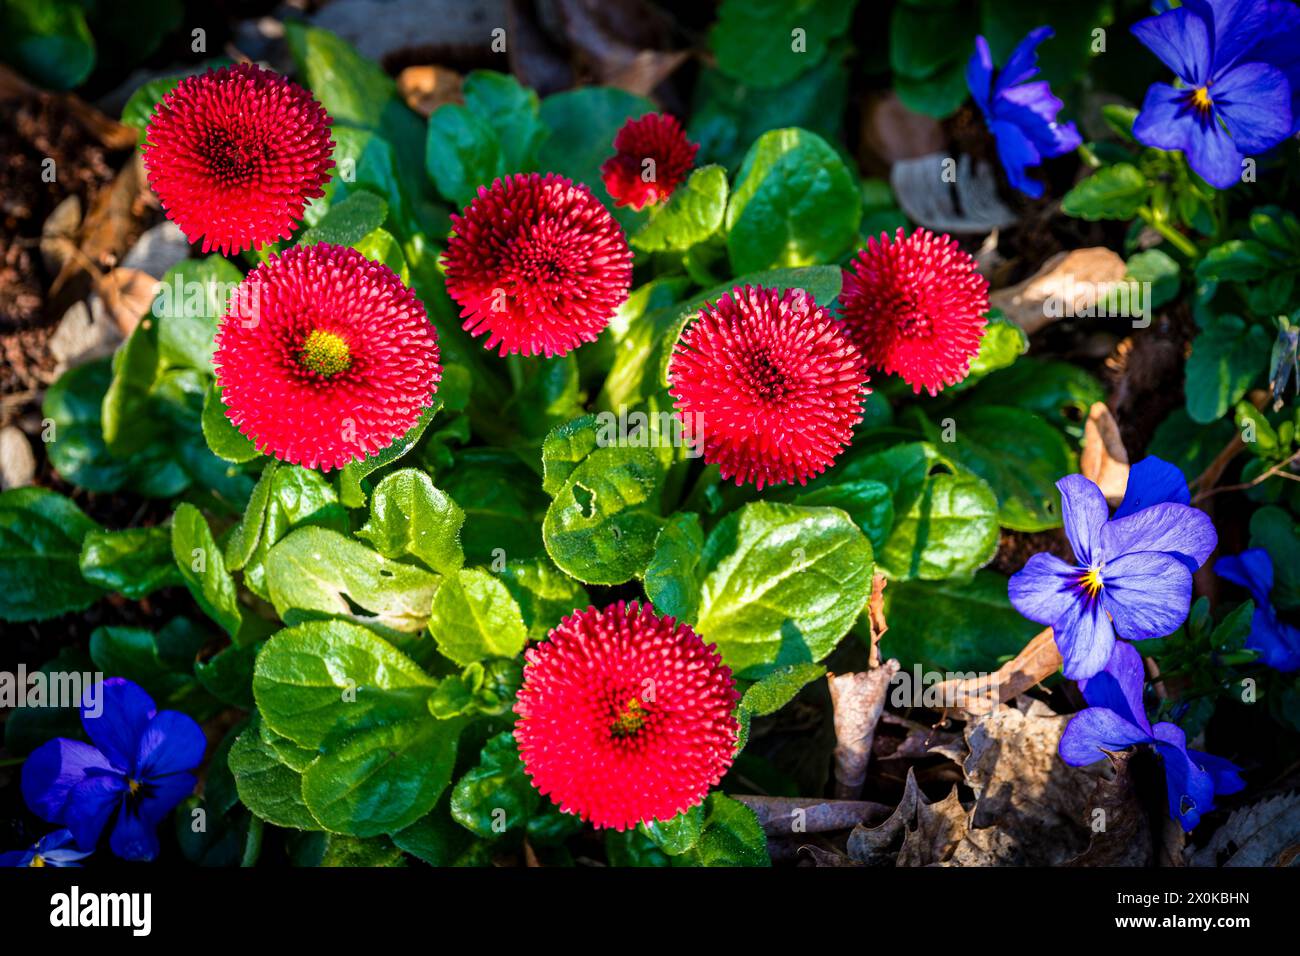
[1188,792,1300,866]
[1080,401,1130,503]
[890,153,1016,234]
[97,267,158,335]
[858,92,946,172]
[930,627,1062,718]
[828,661,900,798]
[990,247,1127,335]
[733,795,892,836]
[396,65,464,118]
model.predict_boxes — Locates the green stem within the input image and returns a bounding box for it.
[1138,206,1199,259]
[0,757,25,768]
[505,353,525,393]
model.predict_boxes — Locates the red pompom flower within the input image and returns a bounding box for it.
[839,228,990,396]
[668,285,868,490]
[143,63,334,255]
[600,112,699,210]
[213,243,440,471]
[442,173,632,357]
[514,602,739,831]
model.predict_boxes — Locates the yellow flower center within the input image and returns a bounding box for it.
[298,329,352,377]
[29,855,45,868]
[1191,85,1214,114]
[610,697,648,738]
[128,777,142,795]
[1079,565,1105,598]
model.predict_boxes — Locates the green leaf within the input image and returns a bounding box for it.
[882,572,1041,672]
[425,104,505,208]
[201,381,260,464]
[357,468,465,575]
[928,405,1076,532]
[171,503,244,640]
[194,640,259,709]
[1061,164,1150,221]
[302,716,461,837]
[644,512,706,623]
[462,70,546,173]
[79,525,180,599]
[725,128,861,275]
[102,321,163,457]
[964,358,1105,438]
[605,828,671,867]
[833,442,999,580]
[440,449,548,564]
[1249,507,1300,611]
[893,59,972,119]
[299,190,389,247]
[672,793,769,867]
[450,731,539,838]
[265,526,440,636]
[1126,248,1181,310]
[741,662,826,716]
[495,559,589,640]
[694,501,873,678]
[392,802,475,866]
[639,805,705,855]
[228,723,320,831]
[710,0,855,88]
[0,0,94,90]
[789,480,894,552]
[252,619,436,749]
[542,421,666,585]
[1185,314,1270,424]
[633,165,729,253]
[0,488,102,621]
[961,312,1028,385]
[154,255,245,372]
[427,568,528,665]
[337,399,442,508]
[88,621,216,716]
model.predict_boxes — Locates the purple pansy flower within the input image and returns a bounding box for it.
[1131,0,1300,189]
[1009,456,1217,680]
[1214,548,1300,671]
[966,26,1083,198]
[1060,640,1245,830]
[0,829,92,868]
[20,677,206,862]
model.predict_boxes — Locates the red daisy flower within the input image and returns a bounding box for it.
[514,601,739,831]
[213,243,440,471]
[442,173,632,358]
[143,63,334,255]
[600,112,699,210]
[668,285,868,490]
[839,228,990,396]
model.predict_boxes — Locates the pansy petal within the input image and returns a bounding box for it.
[1101,550,1193,641]
[1132,6,1213,85]
[1059,707,1151,766]
[1100,501,1217,570]
[1186,0,1273,73]
[1184,115,1244,189]
[83,678,156,773]
[1057,474,1109,565]
[0,851,34,867]
[1054,593,1115,680]
[1114,455,1190,518]
[136,710,207,779]
[1008,552,1080,625]
[989,117,1043,197]
[109,805,160,862]
[1246,607,1300,672]
[1189,750,1247,795]
[137,771,198,823]
[1077,640,1151,733]
[1213,62,1293,152]
[997,85,1083,157]
[1152,722,1218,831]
[995,25,1052,92]
[20,738,114,823]
[966,35,995,115]
[64,774,126,851]
[1134,82,1195,152]
[1214,548,1273,605]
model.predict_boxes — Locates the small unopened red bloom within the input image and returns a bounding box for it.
[668,285,868,490]
[514,602,739,831]
[213,243,440,471]
[839,228,989,396]
[442,173,632,358]
[600,112,699,210]
[143,63,334,255]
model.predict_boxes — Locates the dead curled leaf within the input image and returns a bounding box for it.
[839,701,1151,867]
[828,661,900,799]
[1080,401,1130,504]
[929,627,1061,718]
[989,247,1128,336]
[1187,792,1300,866]
[396,65,464,117]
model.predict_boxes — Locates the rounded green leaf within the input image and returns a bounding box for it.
[427,568,528,666]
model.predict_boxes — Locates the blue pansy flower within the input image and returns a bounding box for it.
[966,25,1083,198]
[0,829,92,868]
[1009,457,1217,680]
[21,677,206,862]
[1131,0,1300,189]
[1214,548,1300,671]
[1060,640,1245,831]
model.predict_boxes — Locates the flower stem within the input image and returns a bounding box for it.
[505,353,525,393]
[1138,206,1199,259]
